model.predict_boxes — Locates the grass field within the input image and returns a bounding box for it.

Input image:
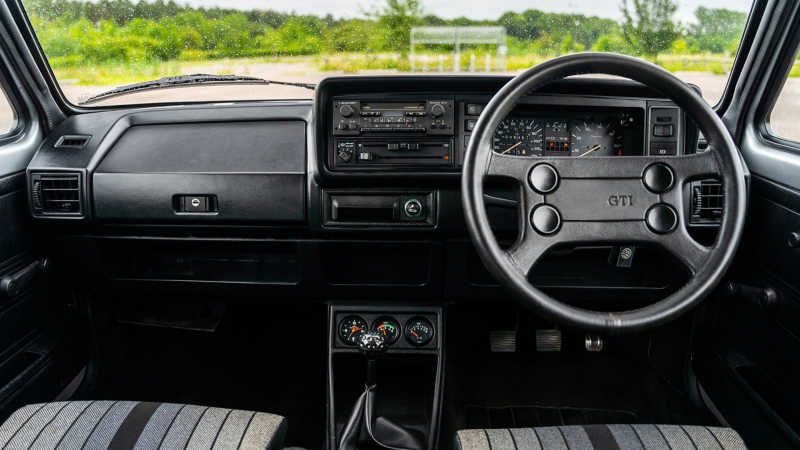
[51,52,800,86]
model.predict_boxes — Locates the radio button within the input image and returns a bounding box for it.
[408,143,419,150]
[340,105,354,117]
[338,150,352,162]
[388,143,400,150]
[360,128,371,132]
[382,128,393,132]
[415,127,426,132]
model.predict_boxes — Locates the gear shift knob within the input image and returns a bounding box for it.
[358,331,388,360]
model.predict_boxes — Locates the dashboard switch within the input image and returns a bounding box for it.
[653,125,674,137]
[466,104,484,115]
[404,199,423,218]
[649,142,677,155]
[358,152,374,161]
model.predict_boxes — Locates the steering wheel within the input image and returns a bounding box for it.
[462,53,747,334]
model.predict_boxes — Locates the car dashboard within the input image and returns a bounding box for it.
[24,75,719,307]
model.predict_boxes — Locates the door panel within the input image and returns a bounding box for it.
[694,3,800,448]
[0,170,91,421]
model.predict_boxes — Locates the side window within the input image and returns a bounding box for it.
[0,85,16,135]
[768,47,800,143]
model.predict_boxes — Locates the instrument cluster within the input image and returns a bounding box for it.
[493,113,643,157]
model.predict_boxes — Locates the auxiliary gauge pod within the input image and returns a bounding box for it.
[339,332,426,450]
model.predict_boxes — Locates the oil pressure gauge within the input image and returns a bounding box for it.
[405,317,434,346]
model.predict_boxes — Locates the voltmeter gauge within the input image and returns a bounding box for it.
[339,316,368,345]
[405,317,434,346]
[373,316,401,344]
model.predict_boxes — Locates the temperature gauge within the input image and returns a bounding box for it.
[405,317,434,346]
[339,316,368,345]
[373,316,401,344]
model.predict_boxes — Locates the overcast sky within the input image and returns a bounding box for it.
[175,0,755,23]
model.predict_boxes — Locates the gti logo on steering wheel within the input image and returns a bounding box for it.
[608,195,634,206]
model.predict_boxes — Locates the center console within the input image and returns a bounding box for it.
[328,303,444,450]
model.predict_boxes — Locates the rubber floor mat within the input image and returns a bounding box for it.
[465,405,638,429]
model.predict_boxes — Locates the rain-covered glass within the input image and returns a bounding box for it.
[22,0,755,107]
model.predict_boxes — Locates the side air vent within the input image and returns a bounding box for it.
[55,135,91,148]
[691,181,722,224]
[31,173,83,216]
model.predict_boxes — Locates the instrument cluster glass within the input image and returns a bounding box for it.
[492,109,643,157]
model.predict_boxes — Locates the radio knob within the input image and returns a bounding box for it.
[340,105,354,117]
[430,104,445,117]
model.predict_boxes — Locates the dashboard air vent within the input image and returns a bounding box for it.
[55,135,91,148]
[691,181,722,223]
[31,173,83,216]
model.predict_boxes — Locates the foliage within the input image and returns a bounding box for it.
[621,0,681,57]
[687,7,748,54]
[22,0,757,82]
[366,0,423,55]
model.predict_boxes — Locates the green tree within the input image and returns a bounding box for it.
[369,0,423,53]
[688,7,747,54]
[620,0,680,57]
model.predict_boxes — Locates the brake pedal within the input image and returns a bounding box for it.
[490,330,517,352]
[536,329,562,352]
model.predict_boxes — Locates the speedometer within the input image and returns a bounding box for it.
[492,119,543,156]
[570,121,618,156]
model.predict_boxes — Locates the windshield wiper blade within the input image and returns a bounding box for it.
[78,73,315,106]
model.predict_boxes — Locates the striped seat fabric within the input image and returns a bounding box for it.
[455,425,748,450]
[0,401,287,450]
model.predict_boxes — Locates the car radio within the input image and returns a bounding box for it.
[331,98,455,170]
[332,99,455,136]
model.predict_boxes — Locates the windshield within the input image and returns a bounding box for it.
[22,0,754,107]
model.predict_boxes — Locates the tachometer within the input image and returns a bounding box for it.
[492,119,543,156]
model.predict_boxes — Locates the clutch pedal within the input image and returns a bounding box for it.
[536,329,562,352]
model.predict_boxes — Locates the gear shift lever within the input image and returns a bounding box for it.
[339,332,426,450]
[358,331,387,387]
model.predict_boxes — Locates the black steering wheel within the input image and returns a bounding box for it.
[462,53,747,334]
